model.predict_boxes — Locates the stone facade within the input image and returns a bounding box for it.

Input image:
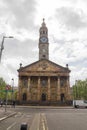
[17,19,71,105]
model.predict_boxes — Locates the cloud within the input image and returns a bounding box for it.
[55,7,87,31]
[0,0,37,31]
[70,66,87,85]
[0,37,38,86]
[2,38,38,64]
[49,34,87,87]
[0,0,87,87]
[50,37,87,64]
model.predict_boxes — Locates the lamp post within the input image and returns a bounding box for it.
[75,80,78,99]
[0,36,14,62]
[11,78,14,105]
[5,85,8,112]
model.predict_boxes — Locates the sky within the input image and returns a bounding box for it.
[0,0,87,86]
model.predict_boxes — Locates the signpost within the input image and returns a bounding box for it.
[5,85,10,112]
[0,85,14,112]
[5,90,8,112]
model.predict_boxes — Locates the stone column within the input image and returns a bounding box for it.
[27,77,31,101]
[57,76,60,100]
[66,76,71,100]
[18,76,22,101]
[48,77,51,101]
[38,77,41,101]
[67,76,70,94]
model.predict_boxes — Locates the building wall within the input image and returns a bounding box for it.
[18,75,71,103]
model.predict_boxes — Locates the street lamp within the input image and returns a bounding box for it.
[11,78,14,105]
[75,80,78,99]
[0,36,14,62]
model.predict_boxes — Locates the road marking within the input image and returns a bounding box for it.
[30,113,40,130]
[41,113,49,130]
[42,117,45,130]
[0,117,6,121]
[7,122,16,130]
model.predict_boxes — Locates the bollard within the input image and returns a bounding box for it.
[20,123,27,130]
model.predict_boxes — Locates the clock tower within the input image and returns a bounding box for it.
[18,19,71,105]
[39,18,49,60]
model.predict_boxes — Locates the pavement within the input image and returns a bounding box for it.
[0,105,73,123]
[0,105,73,130]
[0,106,16,122]
[0,107,42,130]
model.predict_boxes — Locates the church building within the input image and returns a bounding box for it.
[17,19,71,105]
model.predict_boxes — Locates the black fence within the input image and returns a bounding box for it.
[16,100,73,106]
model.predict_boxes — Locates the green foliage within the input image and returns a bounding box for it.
[14,90,18,100]
[72,79,87,100]
[0,77,18,101]
[0,77,6,99]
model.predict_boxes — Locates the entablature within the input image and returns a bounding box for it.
[19,71,69,77]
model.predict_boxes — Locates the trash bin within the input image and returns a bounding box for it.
[20,123,27,130]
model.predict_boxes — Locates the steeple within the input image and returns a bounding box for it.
[39,18,48,38]
[39,19,49,60]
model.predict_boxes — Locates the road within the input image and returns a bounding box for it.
[0,106,87,130]
[46,109,87,130]
[0,111,34,130]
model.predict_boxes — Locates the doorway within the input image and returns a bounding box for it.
[41,93,46,101]
[22,93,27,101]
[61,93,65,102]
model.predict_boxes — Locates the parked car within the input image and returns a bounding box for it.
[73,100,87,108]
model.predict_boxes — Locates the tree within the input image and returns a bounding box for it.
[72,79,87,100]
[0,77,18,104]
[0,77,6,99]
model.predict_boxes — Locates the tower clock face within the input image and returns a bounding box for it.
[40,37,47,43]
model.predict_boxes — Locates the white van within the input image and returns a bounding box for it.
[73,100,87,108]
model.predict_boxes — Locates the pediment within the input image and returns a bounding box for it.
[18,59,70,73]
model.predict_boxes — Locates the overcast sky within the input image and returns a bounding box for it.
[0,0,87,86]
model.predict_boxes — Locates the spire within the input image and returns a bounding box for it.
[39,18,48,37]
[42,18,46,27]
